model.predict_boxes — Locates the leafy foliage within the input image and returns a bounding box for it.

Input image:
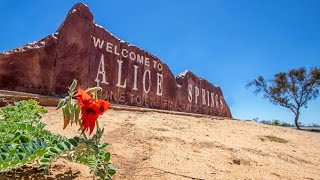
[56,80,116,179]
[56,80,80,130]
[0,100,83,174]
[0,80,116,179]
[247,67,320,129]
[0,100,47,130]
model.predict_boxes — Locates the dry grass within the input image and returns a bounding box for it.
[262,135,289,143]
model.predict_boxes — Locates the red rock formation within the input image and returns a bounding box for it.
[0,3,232,118]
[176,70,232,117]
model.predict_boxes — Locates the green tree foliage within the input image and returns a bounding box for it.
[247,67,320,130]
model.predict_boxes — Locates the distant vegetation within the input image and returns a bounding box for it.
[253,118,294,127]
[252,117,320,128]
[247,67,320,130]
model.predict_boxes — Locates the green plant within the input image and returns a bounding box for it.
[0,100,83,175]
[0,80,116,179]
[0,99,47,130]
[56,80,116,179]
[272,119,280,126]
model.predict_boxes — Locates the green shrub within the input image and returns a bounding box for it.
[0,100,83,175]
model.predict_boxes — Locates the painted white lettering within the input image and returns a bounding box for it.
[207,91,210,107]
[202,89,206,105]
[116,60,127,88]
[210,92,215,107]
[129,52,136,61]
[93,37,104,49]
[188,84,193,102]
[106,42,113,53]
[114,45,120,56]
[133,65,139,90]
[153,60,157,69]
[145,57,150,66]
[137,54,144,64]
[121,49,128,58]
[220,96,224,109]
[195,87,199,104]
[156,73,163,96]
[215,94,219,108]
[157,63,163,71]
[95,54,108,85]
[143,70,151,93]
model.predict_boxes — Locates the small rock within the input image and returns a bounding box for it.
[233,159,241,165]
[0,99,8,107]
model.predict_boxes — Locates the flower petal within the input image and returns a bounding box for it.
[97,99,110,114]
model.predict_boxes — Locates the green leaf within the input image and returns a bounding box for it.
[97,170,107,179]
[86,87,102,94]
[69,79,78,92]
[107,174,112,180]
[18,135,30,143]
[52,139,58,145]
[103,152,110,163]
[108,163,117,175]
[17,153,25,161]
[1,147,8,153]
[21,158,29,165]
[26,124,35,131]
[1,162,9,169]
[99,143,109,149]
[19,123,26,130]
[28,155,37,161]
[43,154,52,158]
[68,139,78,147]
[63,141,71,149]
[40,158,50,163]
[62,106,71,129]
[74,137,81,143]
[92,145,99,152]
[70,103,75,124]
[38,164,48,170]
[0,156,3,164]
[57,143,65,151]
[49,147,60,154]
[1,153,8,161]
[34,149,47,156]
[74,105,80,124]
[56,99,66,110]
[31,142,41,150]
[87,155,98,173]
[11,155,21,165]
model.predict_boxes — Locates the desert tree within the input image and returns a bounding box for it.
[246,67,320,130]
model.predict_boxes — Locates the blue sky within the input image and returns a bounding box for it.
[0,0,319,125]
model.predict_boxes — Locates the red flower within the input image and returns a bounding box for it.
[75,87,110,135]
[96,99,110,114]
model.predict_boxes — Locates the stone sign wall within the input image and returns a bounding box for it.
[0,3,232,118]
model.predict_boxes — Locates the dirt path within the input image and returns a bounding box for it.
[41,107,320,179]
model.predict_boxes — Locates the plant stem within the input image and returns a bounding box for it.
[96,120,100,130]
[96,120,101,144]
[79,121,88,141]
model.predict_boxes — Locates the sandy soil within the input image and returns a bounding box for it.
[37,107,320,179]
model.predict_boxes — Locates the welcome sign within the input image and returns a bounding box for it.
[0,3,232,118]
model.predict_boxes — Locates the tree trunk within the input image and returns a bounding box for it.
[294,111,301,130]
